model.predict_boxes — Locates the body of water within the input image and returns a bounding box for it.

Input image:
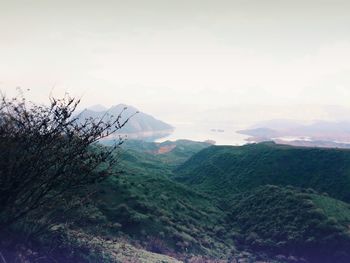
[156,122,250,146]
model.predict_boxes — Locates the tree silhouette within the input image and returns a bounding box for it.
[0,91,132,236]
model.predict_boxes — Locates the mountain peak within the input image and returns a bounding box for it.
[77,103,173,141]
[87,104,108,112]
[108,104,138,112]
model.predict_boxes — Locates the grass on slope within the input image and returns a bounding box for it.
[107,141,350,262]
[228,185,350,263]
[110,140,211,179]
[63,230,182,263]
[43,139,233,261]
[95,173,233,259]
[55,140,350,262]
[310,194,350,223]
[174,142,350,202]
[121,139,211,167]
[15,139,222,262]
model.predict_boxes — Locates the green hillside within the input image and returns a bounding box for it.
[110,139,211,180]
[88,141,350,262]
[174,142,350,202]
[92,140,233,258]
[95,174,233,258]
[227,185,350,263]
[121,139,212,168]
[54,139,238,261]
[5,138,350,262]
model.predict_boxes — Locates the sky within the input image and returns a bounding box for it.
[1,0,350,125]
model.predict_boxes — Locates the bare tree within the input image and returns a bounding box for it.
[0,92,132,234]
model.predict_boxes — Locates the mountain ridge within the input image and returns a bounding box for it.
[77,104,174,141]
[174,142,350,202]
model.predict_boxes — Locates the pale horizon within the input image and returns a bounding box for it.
[1,0,350,126]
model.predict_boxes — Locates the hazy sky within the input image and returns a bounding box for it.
[1,0,350,123]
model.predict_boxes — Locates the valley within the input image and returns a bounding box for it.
[65,140,350,263]
[3,100,350,263]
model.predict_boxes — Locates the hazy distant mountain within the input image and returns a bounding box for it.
[237,127,278,138]
[238,119,350,148]
[78,104,174,141]
[250,119,306,130]
[88,104,108,112]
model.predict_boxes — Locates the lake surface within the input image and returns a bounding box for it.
[156,122,250,146]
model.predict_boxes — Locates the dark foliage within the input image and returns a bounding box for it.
[228,185,350,263]
[0,92,132,261]
[174,142,350,202]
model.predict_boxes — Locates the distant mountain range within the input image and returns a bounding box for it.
[238,119,350,148]
[77,104,174,141]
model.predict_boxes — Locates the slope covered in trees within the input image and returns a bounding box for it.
[174,142,350,202]
[2,94,350,263]
[227,185,350,263]
[87,141,350,263]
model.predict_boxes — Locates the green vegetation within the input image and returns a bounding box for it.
[96,174,232,258]
[118,139,212,168]
[88,139,233,258]
[311,194,350,223]
[6,137,350,262]
[174,142,350,202]
[91,141,350,263]
[3,94,350,263]
[228,185,350,263]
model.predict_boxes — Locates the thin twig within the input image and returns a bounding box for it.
[0,251,7,263]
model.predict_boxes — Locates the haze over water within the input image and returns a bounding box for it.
[157,122,250,145]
